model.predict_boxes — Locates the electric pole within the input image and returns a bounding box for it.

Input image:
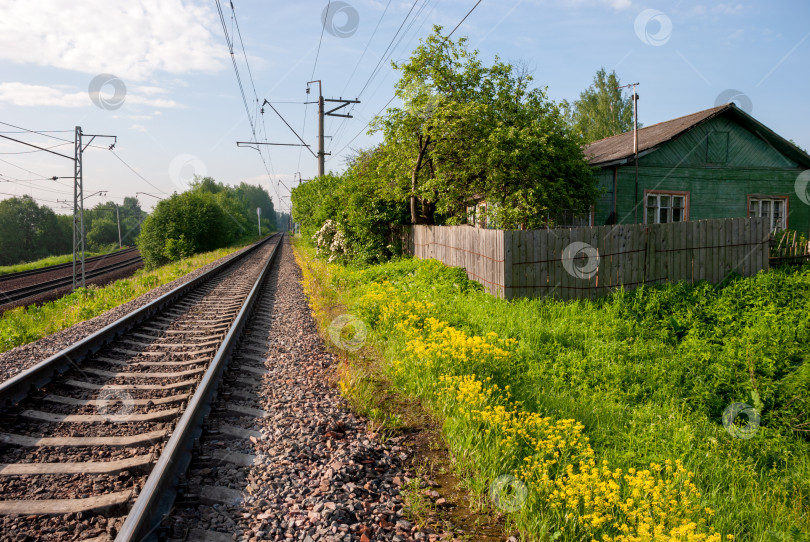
[95,205,123,248]
[306,80,359,178]
[115,203,122,248]
[73,127,117,288]
[617,83,640,223]
[73,126,84,289]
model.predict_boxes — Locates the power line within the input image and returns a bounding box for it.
[216,0,279,195]
[356,0,421,99]
[0,120,74,144]
[311,0,331,80]
[328,0,437,152]
[0,142,72,155]
[328,0,483,162]
[0,191,62,204]
[0,156,58,180]
[447,0,483,38]
[340,0,394,96]
[108,150,167,195]
[331,95,395,158]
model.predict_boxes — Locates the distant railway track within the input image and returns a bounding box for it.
[0,248,143,309]
[0,256,143,305]
[0,234,281,541]
[0,248,139,283]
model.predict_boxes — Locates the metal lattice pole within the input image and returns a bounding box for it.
[73,126,85,289]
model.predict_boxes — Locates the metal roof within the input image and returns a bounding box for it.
[583,103,810,168]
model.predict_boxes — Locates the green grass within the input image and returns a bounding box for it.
[0,250,113,276]
[0,244,250,353]
[296,241,810,542]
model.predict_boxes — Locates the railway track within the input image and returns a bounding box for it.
[0,249,143,307]
[0,248,139,283]
[0,234,282,541]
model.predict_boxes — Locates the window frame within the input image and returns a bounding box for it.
[643,189,690,224]
[747,194,789,232]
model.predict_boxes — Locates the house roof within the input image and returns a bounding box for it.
[583,103,810,168]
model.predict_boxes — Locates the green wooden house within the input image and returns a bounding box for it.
[585,103,810,234]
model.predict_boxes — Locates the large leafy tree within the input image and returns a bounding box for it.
[0,196,70,265]
[370,26,596,228]
[568,67,637,143]
[137,177,273,267]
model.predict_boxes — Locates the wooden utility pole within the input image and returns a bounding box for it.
[617,83,640,223]
[307,80,359,178]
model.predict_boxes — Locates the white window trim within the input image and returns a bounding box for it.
[644,191,689,224]
[748,196,788,232]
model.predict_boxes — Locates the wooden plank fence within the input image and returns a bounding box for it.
[403,218,770,300]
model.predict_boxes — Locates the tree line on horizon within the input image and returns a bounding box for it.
[0,179,279,268]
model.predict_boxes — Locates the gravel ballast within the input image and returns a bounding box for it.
[169,238,462,542]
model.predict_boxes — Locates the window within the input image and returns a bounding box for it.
[466,202,498,229]
[645,192,687,224]
[748,197,787,231]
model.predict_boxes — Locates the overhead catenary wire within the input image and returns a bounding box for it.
[311,0,331,80]
[340,0,394,96]
[0,156,59,181]
[0,142,72,155]
[327,0,484,162]
[328,0,438,154]
[216,0,283,207]
[108,150,167,195]
[355,0,422,100]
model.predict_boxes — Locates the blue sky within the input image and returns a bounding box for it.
[0,0,808,215]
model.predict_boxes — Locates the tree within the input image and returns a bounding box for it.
[234,182,276,234]
[136,177,273,268]
[87,217,119,251]
[568,67,637,143]
[0,196,70,265]
[370,26,597,229]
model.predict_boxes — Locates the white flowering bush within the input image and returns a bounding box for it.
[312,219,348,263]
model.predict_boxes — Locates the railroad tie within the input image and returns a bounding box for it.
[0,454,153,475]
[64,378,197,391]
[21,407,181,424]
[44,393,190,406]
[0,490,133,516]
[0,429,168,448]
[82,366,206,379]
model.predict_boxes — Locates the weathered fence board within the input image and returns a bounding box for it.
[403,218,769,300]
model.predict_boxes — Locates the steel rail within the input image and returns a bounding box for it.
[0,234,278,408]
[0,256,144,304]
[0,248,140,282]
[115,233,283,541]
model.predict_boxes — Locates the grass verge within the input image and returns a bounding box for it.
[293,239,810,542]
[0,244,250,353]
[294,240,511,540]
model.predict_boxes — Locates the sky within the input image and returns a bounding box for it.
[0,0,808,216]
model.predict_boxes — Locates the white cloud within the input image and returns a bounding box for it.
[556,0,634,10]
[713,3,745,15]
[0,83,86,107]
[0,0,225,81]
[0,82,184,108]
[131,124,147,132]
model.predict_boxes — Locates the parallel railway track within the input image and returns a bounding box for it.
[0,248,143,307]
[0,248,139,283]
[0,234,282,541]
